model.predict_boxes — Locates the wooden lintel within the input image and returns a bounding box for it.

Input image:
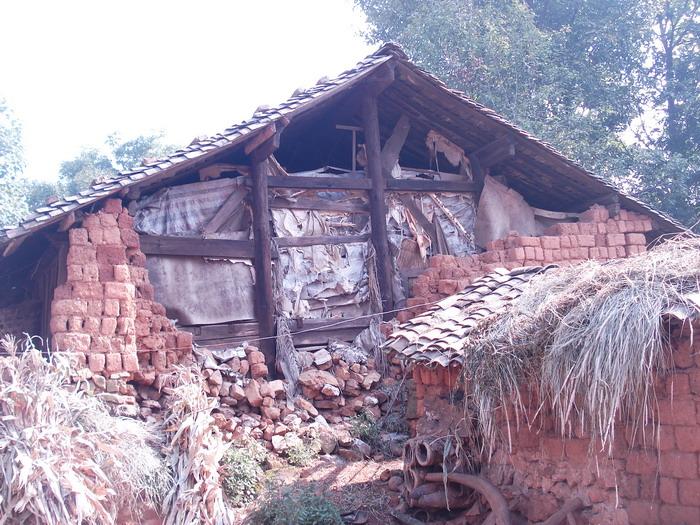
[472,136,516,169]
[276,233,370,248]
[386,178,478,193]
[362,92,394,316]
[139,235,255,259]
[265,176,371,191]
[201,187,249,236]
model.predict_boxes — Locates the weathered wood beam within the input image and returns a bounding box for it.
[250,118,289,163]
[362,93,394,316]
[139,235,255,258]
[467,153,486,199]
[269,196,369,214]
[381,114,411,175]
[265,176,372,191]
[201,187,249,236]
[250,158,276,369]
[363,62,396,97]
[471,136,516,169]
[386,178,477,192]
[276,233,370,248]
[395,195,438,248]
[244,124,277,156]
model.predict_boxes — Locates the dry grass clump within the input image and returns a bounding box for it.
[462,235,700,455]
[0,335,171,524]
[161,366,232,525]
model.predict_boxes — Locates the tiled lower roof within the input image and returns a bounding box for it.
[385,265,558,366]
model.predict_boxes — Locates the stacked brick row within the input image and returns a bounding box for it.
[49,198,192,384]
[399,206,653,323]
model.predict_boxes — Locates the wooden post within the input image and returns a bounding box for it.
[250,157,276,370]
[362,93,394,316]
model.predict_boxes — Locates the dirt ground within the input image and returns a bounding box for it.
[236,455,404,524]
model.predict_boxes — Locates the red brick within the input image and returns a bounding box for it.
[100,317,117,336]
[606,233,626,246]
[87,300,103,316]
[68,316,84,332]
[99,212,118,228]
[577,234,595,247]
[479,250,502,263]
[113,264,130,282]
[437,279,458,295]
[626,450,658,475]
[82,263,99,282]
[96,245,127,265]
[84,316,100,333]
[523,246,536,260]
[88,352,106,372]
[675,426,700,452]
[104,353,122,373]
[578,222,597,234]
[71,281,103,299]
[103,227,122,245]
[617,220,629,233]
[605,220,619,233]
[86,226,104,245]
[49,315,68,334]
[68,227,89,246]
[678,479,700,505]
[176,331,192,351]
[127,249,147,267]
[641,219,653,232]
[625,233,646,246]
[619,474,640,499]
[121,352,139,372]
[660,477,678,504]
[658,399,696,425]
[117,212,134,229]
[533,247,544,261]
[51,299,87,316]
[565,439,589,462]
[53,332,91,352]
[104,282,135,300]
[120,299,136,318]
[626,501,659,525]
[540,236,560,249]
[251,362,269,379]
[505,247,525,261]
[658,504,700,524]
[137,283,155,300]
[67,245,97,265]
[659,451,698,479]
[120,228,140,248]
[546,223,579,235]
[103,299,120,317]
[102,198,123,214]
[152,351,167,371]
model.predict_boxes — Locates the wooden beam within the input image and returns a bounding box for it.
[276,234,370,248]
[471,136,516,169]
[386,178,478,193]
[2,237,25,257]
[265,176,371,191]
[139,235,255,258]
[269,196,369,214]
[468,153,486,199]
[244,124,277,156]
[363,62,396,97]
[201,187,249,236]
[250,158,276,370]
[362,93,394,316]
[381,114,411,175]
[250,118,289,163]
[395,195,438,248]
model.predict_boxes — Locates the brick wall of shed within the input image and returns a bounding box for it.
[400,206,653,322]
[49,198,192,382]
[409,324,700,524]
[0,299,41,340]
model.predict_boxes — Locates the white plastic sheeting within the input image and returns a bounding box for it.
[132,178,255,325]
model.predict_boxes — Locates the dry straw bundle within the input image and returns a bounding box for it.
[161,366,232,525]
[461,235,700,456]
[0,336,170,524]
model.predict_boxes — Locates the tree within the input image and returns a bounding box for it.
[0,99,29,226]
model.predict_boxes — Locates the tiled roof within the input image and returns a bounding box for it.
[0,48,396,245]
[385,265,558,366]
[1,42,684,246]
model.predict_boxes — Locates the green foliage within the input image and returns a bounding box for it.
[285,437,320,467]
[248,487,343,525]
[221,439,267,507]
[0,99,29,226]
[350,410,380,449]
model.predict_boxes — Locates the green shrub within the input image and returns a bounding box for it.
[286,436,320,467]
[221,439,267,506]
[350,410,380,449]
[248,487,343,525]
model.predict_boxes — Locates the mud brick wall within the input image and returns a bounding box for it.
[399,206,653,322]
[409,324,700,524]
[49,198,192,382]
[0,299,41,339]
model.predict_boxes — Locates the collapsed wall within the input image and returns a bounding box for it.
[400,205,652,322]
[49,199,193,409]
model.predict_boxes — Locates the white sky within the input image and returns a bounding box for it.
[0,0,372,182]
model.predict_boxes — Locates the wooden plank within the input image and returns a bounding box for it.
[386,178,478,192]
[182,321,259,341]
[290,317,371,331]
[362,93,394,316]
[201,187,249,235]
[139,235,255,258]
[276,234,370,248]
[269,196,369,214]
[250,158,276,369]
[265,176,371,191]
[292,327,368,346]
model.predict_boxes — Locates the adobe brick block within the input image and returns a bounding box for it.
[659,504,700,524]
[523,246,535,260]
[619,474,640,499]
[605,220,619,233]
[88,352,106,373]
[485,239,505,251]
[120,299,136,318]
[53,284,72,300]
[479,250,502,263]
[127,249,147,267]
[103,227,122,245]
[678,479,700,505]
[565,439,589,462]
[658,399,696,425]
[68,227,89,246]
[540,236,560,249]
[533,247,544,261]
[117,317,134,335]
[49,315,69,334]
[625,233,646,246]
[53,332,91,352]
[82,263,99,282]
[51,299,87,316]
[546,223,579,235]
[99,212,118,228]
[626,450,658,475]
[641,219,653,231]
[505,247,525,261]
[104,282,135,301]
[103,299,119,317]
[676,426,700,453]
[577,234,595,247]
[100,317,118,336]
[660,477,678,504]
[117,212,134,228]
[613,246,626,258]
[438,279,458,295]
[87,300,103,316]
[559,236,572,249]
[71,281,103,300]
[104,353,122,373]
[121,352,139,372]
[589,247,600,259]
[428,254,453,268]
[659,451,698,479]
[96,245,127,265]
[67,245,97,265]
[113,264,130,282]
[568,235,580,248]
[176,331,193,351]
[617,220,629,233]
[396,311,412,323]
[102,198,123,215]
[152,351,167,371]
[120,228,140,248]
[560,248,570,260]
[578,222,597,235]
[406,297,427,308]
[626,501,659,525]
[83,316,100,333]
[86,226,104,245]
[68,316,84,332]
[606,233,626,246]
